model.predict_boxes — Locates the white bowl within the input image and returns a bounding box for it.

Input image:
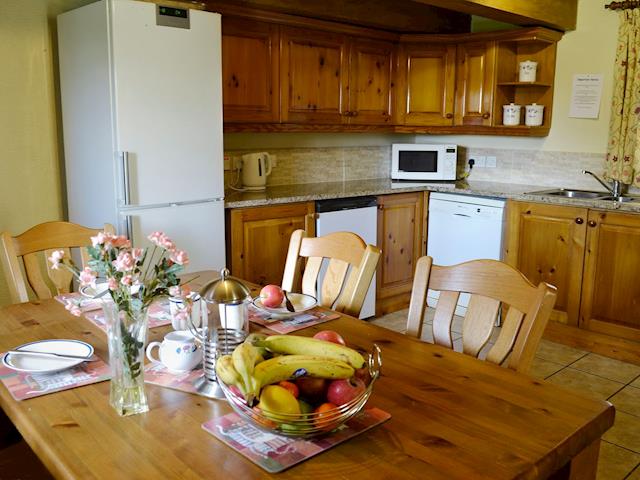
[252,293,317,319]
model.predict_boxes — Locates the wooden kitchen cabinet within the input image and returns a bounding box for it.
[504,201,587,326]
[228,202,315,287]
[221,17,279,123]
[581,210,640,342]
[376,192,427,315]
[280,26,349,124]
[454,41,496,126]
[398,43,456,126]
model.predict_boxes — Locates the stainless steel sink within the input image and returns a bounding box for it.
[526,188,640,203]
[527,189,608,199]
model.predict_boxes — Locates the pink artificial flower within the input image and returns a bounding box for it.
[113,251,135,272]
[170,249,189,266]
[79,267,97,287]
[159,234,176,251]
[48,250,65,269]
[64,301,82,317]
[107,277,118,291]
[131,247,144,261]
[147,231,163,245]
[181,284,192,296]
[90,232,107,247]
[111,235,131,248]
[121,274,133,286]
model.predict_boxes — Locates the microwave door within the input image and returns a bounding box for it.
[397,150,442,179]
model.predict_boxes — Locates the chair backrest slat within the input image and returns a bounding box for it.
[432,290,459,348]
[461,294,499,357]
[282,230,381,318]
[407,257,557,374]
[0,221,114,304]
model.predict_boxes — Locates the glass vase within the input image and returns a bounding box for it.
[103,301,149,416]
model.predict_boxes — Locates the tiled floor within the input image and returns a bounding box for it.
[371,308,640,480]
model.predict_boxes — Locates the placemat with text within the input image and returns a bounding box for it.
[144,363,203,395]
[82,300,173,333]
[55,291,106,313]
[249,306,340,334]
[0,355,110,401]
[202,407,391,473]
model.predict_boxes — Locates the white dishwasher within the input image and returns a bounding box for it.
[426,192,506,314]
[316,197,377,319]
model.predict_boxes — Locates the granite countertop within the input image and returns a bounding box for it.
[224,178,640,213]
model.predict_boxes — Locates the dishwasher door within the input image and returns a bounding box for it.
[316,197,377,319]
[427,193,505,314]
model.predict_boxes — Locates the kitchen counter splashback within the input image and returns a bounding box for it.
[225,179,640,213]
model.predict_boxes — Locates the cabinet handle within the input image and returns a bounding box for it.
[575,217,584,224]
[588,220,597,227]
[445,113,453,119]
[482,112,490,119]
[378,204,384,210]
[351,111,358,117]
[342,111,351,117]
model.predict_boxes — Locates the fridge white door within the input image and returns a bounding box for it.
[110,2,224,206]
[120,200,226,273]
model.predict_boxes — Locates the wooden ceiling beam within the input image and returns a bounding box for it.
[411,0,578,31]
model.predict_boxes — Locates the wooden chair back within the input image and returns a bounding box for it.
[407,257,557,374]
[0,221,115,304]
[282,229,381,318]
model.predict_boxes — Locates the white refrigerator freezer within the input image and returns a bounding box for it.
[58,0,225,272]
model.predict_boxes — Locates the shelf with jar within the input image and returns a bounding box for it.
[492,30,561,130]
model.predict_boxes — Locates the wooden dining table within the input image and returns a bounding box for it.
[0,275,614,479]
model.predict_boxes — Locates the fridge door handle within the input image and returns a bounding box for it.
[120,214,134,240]
[119,151,131,207]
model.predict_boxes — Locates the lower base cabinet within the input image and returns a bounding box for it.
[227,202,315,287]
[505,200,640,342]
[376,192,427,316]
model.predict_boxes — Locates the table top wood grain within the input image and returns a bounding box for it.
[0,286,614,479]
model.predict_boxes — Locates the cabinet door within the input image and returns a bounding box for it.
[581,210,640,341]
[348,38,395,125]
[376,192,425,315]
[229,203,315,287]
[455,41,496,126]
[221,18,279,123]
[398,44,456,126]
[280,26,349,124]
[504,201,587,326]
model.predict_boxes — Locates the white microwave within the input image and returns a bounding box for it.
[391,144,457,181]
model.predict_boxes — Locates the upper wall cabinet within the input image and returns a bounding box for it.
[454,41,496,126]
[397,43,456,126]
[221,17,280,123]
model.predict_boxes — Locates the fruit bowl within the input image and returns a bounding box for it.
[219,344,382,438]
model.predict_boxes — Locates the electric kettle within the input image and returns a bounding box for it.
[241,152,273,191]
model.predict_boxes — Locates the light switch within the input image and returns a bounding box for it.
[486,156,497,168]
[474,156,486,167]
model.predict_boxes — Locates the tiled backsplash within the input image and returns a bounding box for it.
[225,146,611,190]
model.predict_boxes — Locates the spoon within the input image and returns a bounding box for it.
[8,350,100,362]
[283,291,296,313]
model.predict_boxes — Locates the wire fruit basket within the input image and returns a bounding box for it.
[219,344,382,438]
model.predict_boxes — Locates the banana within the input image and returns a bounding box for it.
[232,342,262,400]
[215,354,244,389]
[244,332,271,359]
[257,335,366,369]
[254,354,354,389]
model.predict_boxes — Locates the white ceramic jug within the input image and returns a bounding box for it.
[525,103,544,126]
[503,103,521,126]
[241,152,273,191]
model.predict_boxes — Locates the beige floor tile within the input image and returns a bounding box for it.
[546,368,624,401]
[535,339,588,365]
[603,411,640,454]
[597,441,640,480]
[529,357,565,380]
[631,376,640,388]
[609,386,640,418]
[627,465,640,479]
[571,354,640,384]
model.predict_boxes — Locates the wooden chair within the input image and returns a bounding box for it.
[407,257,557,374]
[281,229,381,318]
[0,221,115,304]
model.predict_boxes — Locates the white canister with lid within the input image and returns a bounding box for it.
[519,60,538,82]
[525,103,544,126]
[502,103,521,126]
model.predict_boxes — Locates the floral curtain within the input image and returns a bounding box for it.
[606,9,640,186]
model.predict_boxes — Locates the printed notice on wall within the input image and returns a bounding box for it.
[569,74,604,119]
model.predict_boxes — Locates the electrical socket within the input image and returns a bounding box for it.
[486,156,497,168]
[474,156,486,167]
[223,155,232,171]
[232,157,243,170]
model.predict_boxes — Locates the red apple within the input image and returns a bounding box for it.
[354,366,372,386]
[327,378,366,406]
[295,377,328,402]
[259,284,284,308]
[313,330,346,346]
